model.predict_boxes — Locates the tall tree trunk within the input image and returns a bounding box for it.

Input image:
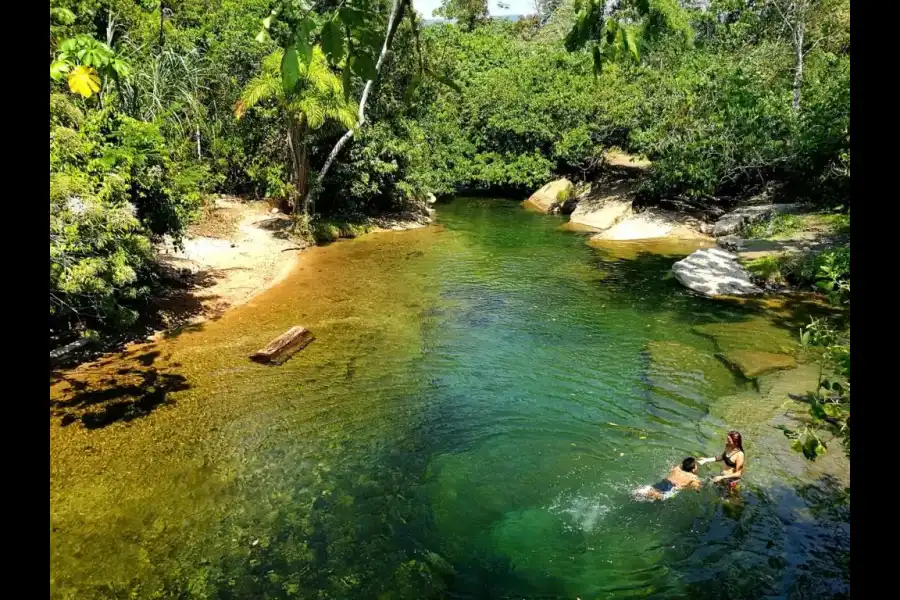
[306,0,404,207]
[792,22,805,111]
[287,114,309,214]
[299,137,311,213]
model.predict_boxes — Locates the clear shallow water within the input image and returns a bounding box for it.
[50,198,849,599]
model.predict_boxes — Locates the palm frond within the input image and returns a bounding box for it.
[304,47,342,95]
[331,104,358,130]
[236,72,279,118]
[289,97,326,129]
[262,49,284,74]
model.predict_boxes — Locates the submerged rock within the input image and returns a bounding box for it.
[672,248,761,297]
[522,179,574,214]
[422,550,455,576]
[588,237,711,260]
[645,340,740,402]
[693,318,798,355]
[716,350,797,379]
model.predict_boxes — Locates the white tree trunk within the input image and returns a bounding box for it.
[792,23,805,111]
[309,0,404,201]
[106,11,117,46]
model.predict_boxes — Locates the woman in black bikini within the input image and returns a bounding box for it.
[698,430,745,488]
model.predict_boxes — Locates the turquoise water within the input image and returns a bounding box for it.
[50,198,849,599]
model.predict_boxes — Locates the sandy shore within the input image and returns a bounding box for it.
[152,196,303,336]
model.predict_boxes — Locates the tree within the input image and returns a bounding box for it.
[533,0,563,24]
[434,0,489,31]
[766,0,846,111]
[565,0,693,74]
[260,0,459,214]
[50,34,130,101]
[235,47,356,213]
[314,0,406,206]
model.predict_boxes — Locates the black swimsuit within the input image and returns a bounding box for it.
[721,450,741,468]
[652,479,676,493]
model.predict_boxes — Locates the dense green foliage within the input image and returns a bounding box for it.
[49,0,850,345]
[786,248,850,459]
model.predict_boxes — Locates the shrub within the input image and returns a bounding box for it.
[744,214,804,239]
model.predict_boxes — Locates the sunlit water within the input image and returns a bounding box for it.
[50,198,849,599]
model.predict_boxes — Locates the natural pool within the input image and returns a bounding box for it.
[50,197,849,599]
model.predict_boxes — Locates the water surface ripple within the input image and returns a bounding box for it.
[50,197,849,599]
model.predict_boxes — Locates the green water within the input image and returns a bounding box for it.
[50,197,849,599]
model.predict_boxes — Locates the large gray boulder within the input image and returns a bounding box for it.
[672,247,761,297]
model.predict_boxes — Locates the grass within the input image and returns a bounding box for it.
[744,214,805,239]
[744,211,850,240]
[817,212,851,235]
[744,245,849,289]
[745,254,796,286]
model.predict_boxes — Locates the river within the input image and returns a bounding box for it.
[50,197,849,599]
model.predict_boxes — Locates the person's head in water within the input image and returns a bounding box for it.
[726,431,744,451]
[681,457,698,473]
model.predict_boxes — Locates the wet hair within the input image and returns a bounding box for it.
[728,431,744,451]
[681,457,697,472]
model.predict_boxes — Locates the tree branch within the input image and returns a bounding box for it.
[310,0,404,201]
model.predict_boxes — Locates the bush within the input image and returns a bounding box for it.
[412,21,607,194]
[49,95,210,339]
[50,171,153,336]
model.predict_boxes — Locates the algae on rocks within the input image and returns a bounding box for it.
[716,349,797,379]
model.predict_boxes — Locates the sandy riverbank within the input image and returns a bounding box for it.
[151,196,304,336]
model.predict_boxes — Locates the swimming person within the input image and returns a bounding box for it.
[698,430,745,489]
[633,457,702,501]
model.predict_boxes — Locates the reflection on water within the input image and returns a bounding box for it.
[50,197,848,598]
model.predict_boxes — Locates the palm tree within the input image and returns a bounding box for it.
[235,47,356,213]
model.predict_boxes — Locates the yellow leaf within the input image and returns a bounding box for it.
[234,99,246,120]
[68,65,101,98]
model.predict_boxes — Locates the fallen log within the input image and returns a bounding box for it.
[250,326,315,365]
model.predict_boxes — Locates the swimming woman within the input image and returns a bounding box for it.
[698,430,745,488]
[633,457,702,501]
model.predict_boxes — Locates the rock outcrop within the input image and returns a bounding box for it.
[672,247,761,297]
[522,179,574,214]
[711,204,802,237]
[570,187,634,230]
[592,209,706,241]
